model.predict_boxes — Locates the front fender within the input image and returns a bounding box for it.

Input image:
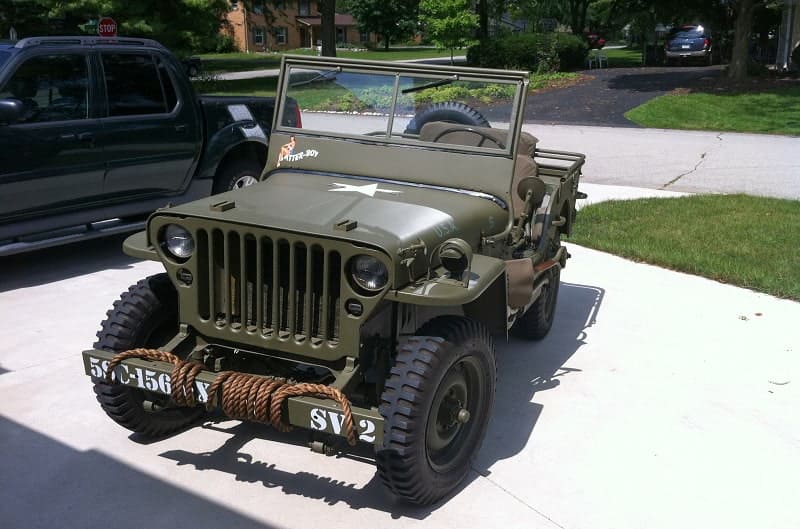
[122,230,159,261]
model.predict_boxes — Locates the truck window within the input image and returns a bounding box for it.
[0,54,89,123]
[102,53,171,116]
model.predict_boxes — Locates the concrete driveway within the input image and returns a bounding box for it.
[1,191,798,528]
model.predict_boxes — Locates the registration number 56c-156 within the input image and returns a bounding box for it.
[88,356,211,401]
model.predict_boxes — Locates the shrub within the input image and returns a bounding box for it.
[214,34,238,54]
[467,32,587,72]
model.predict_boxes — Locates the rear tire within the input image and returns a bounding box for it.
[510,265,561,340]
[404,102,490,135]
[92,274,203,437]
[377,316,496,505]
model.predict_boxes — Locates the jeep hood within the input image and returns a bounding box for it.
[161,171,509,256]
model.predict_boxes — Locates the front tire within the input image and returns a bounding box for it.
[92,274,203,437]
[377,316,496,505]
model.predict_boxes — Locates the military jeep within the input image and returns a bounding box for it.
[82,56,585,505]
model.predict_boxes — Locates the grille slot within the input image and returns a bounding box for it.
[196,229,341,346]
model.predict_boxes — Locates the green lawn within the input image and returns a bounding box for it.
[569,194,800,300]
[625,87,800,135]
[598,47,643,68]
[198,47,455,73]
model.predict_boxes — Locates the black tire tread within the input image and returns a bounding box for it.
[404,102,491,135]
[92,274,203,437]
[377,315,496,505]
[212,158,263,194]
[510,266,561,340]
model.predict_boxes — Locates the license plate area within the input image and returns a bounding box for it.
[82,349,383,445]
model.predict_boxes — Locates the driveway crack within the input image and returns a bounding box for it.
[474,466,569,529]
[662,132,723,189]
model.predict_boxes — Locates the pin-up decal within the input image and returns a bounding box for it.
[277,136,319,167]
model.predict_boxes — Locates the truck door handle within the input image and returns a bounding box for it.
[77,132,94,142]
[175,124,187,133]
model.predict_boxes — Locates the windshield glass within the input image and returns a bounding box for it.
[279,63,521,154]
[669,27,704,39]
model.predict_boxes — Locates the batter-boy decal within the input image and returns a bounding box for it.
[277,136,319,166]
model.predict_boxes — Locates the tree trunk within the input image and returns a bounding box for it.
[319,0,336,57]
[729,0,757,79]
[478,0,489,39]
[384,33,390,51]
[569,0,589,35]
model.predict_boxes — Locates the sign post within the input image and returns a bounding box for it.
[97,17,117,37]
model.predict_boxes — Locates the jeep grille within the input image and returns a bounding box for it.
[195,228,341,346]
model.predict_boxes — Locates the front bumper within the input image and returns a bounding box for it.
[83,349,384,445]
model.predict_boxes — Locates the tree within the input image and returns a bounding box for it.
[728,0,760,79]
[420,0,479,64]
[346,0,418,51]
[1,0,231,54]
[319,0,337,56]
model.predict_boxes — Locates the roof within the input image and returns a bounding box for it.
[296,14,357,27]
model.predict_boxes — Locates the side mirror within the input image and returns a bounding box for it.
[517,177,546,209]
[0,98,24,125]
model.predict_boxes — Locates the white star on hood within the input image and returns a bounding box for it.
[330,182,402,197]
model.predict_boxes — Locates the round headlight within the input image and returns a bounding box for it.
[163,224,194,259]
[349,255,388,293]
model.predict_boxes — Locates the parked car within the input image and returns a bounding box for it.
[586,33,607,50]
[665,25,713,65]
[0,36,296,255]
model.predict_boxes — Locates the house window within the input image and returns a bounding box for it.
[336,27,346,44]
[275,27,288,45]
[253,2,263,14]
[298,0,311,16]
[254,27,265,45]
[360,31,369,43]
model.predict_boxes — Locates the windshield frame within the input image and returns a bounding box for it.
[273,55,529,159]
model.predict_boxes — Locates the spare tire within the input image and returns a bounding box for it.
[404,102,490,135]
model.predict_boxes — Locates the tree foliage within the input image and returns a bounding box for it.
[345,0,418,50]
[0,0,231,54]
[420,0,479,63]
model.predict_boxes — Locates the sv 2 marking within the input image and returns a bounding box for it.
[309,408,377,443]
[88,356,211,402]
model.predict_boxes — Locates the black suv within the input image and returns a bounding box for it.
[665,25,713,65]
[0,37,288,256]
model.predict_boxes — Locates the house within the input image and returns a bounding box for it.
[223,1,376,53]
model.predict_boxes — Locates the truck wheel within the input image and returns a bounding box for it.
[377,316,496,505]
[92,274,203,437]
[404,102,491,135]
[510,266,561,340]
[212,159,263,194]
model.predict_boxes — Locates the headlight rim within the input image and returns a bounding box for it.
[162,223,195,261]
[348,254,389,294]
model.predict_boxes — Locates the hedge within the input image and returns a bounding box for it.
[467,33,588,73]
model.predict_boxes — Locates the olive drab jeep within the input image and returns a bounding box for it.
[82,56,585,505]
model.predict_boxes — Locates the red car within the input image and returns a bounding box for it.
[586,33,607,50]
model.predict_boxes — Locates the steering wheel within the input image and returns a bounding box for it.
[432,126,505,149]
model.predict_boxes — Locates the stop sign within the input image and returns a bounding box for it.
[97,17,117,37]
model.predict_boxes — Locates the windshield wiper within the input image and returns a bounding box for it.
[289,67,341,87]
[401,76,457,95]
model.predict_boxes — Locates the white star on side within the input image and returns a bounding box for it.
[330,182,402,197]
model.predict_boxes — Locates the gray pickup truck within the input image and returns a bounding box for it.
[0,36,296,255]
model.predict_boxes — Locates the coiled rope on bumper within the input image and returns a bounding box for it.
[104,348,357,446]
